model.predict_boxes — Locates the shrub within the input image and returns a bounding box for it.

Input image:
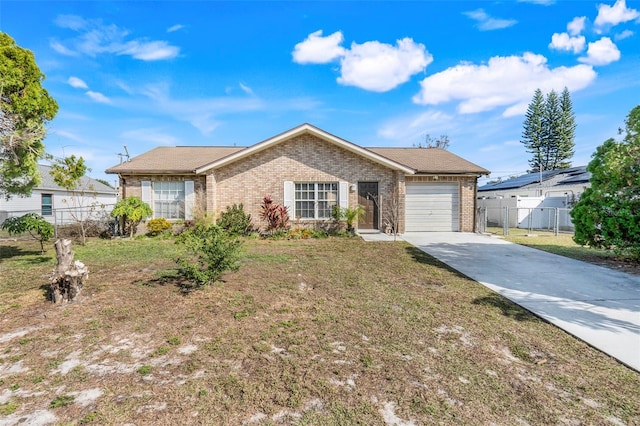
[332,205,365,233]
[111,196,153,238]
[1,213,54,253]
[217,203,253,236]
[259,195,289,233]
[175,224,242,286]
[146,217,172,236]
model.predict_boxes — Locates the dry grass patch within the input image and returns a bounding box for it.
[0,237,638,425]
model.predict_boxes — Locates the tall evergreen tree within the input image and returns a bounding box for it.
[521,87,575,173]
[521,89,545,172]
[557,87,576,169]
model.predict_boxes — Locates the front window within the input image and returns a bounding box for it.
[41,194,53,216]
[295,182,338,219]
[153,181,184,219]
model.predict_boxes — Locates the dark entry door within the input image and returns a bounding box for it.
[358,182,379,230]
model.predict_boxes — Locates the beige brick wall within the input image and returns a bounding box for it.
[404,175,478,232]
[211,134,398,231]
[117,137,480,233]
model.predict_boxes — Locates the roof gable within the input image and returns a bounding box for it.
[194,123,415,174]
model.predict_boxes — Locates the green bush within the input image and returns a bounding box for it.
[146,217,172,236]
[1,213,54,253]
[217,203,253,236]
[111,196,153,238]
[175,224,242,286]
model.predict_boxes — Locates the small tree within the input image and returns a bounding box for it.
[175,223,242,286]
[259,195,289,233]
[1,212,54,253]
[414,134,450,150]
[571,105,640,259]
[50,155,99,245]
[111,196,153,238]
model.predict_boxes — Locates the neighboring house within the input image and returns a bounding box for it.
[0,164,118,225]
[478,166,591,201]
[106,124,489,233]
[477,166,591,232]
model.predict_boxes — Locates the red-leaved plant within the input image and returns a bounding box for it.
[259,195,290,232]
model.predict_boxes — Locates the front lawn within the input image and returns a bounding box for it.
[0,237,638,425]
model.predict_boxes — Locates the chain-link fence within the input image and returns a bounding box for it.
[1,204,117,238]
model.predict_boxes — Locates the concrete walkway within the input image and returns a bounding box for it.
[402,232,640,372]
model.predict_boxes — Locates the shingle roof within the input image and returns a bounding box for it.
[105,129,489,176]
[105,146,245,174]
[367,147,490,175]
[38,164,116,194]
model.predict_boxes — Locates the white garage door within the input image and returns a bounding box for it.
[405,182,459,232]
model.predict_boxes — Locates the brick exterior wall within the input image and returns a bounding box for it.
[116,136,480,233]
[405,175,478,232]
[210,134,399,231]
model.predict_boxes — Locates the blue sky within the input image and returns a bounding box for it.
[1,0,639,186]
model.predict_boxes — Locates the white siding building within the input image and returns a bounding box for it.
[0,164,118,225]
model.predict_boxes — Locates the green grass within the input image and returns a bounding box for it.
[0,236,638,425]
[487,227,638,273]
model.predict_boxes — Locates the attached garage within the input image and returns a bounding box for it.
[405,182,460,232]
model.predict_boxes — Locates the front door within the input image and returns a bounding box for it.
[358,182,379,230]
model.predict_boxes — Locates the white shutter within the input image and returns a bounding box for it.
[184,181,194,220]
[141,180,152,218]
[339,181,348,209]
[284,181,294,218]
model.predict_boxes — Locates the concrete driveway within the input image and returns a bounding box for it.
[402,232,640,372]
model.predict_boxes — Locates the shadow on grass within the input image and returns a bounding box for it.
[405,246,471,280]
[0,245,48,262]
[472,294,540,322]
[137,270,203,295]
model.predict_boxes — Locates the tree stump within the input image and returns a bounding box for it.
[50,239,89,303]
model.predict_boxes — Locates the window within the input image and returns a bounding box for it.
[295,182,338,219]
[41,194,53,216]
[153,181,185,219]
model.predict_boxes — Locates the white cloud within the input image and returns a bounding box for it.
[120,40,179,61]
[239,82,254,96]
[567,16,587,36]
[50,39,78,56]
[338,38,432,92]
[54,14,88,31]
[167,24,185,33]
[615,29,634,40]
[463,9,517,31]
[292,30,346,64]
[578,37,621,65]
[293,32,432,92]
[377,110,454,141]
[49,129,84,142]
[52,14,180,61]
[86,91,112,104]
[121,128,181,146]
[412,52,596,117]
[549,33,586,53]
[67,76,88,89]
[594,0,640,29]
